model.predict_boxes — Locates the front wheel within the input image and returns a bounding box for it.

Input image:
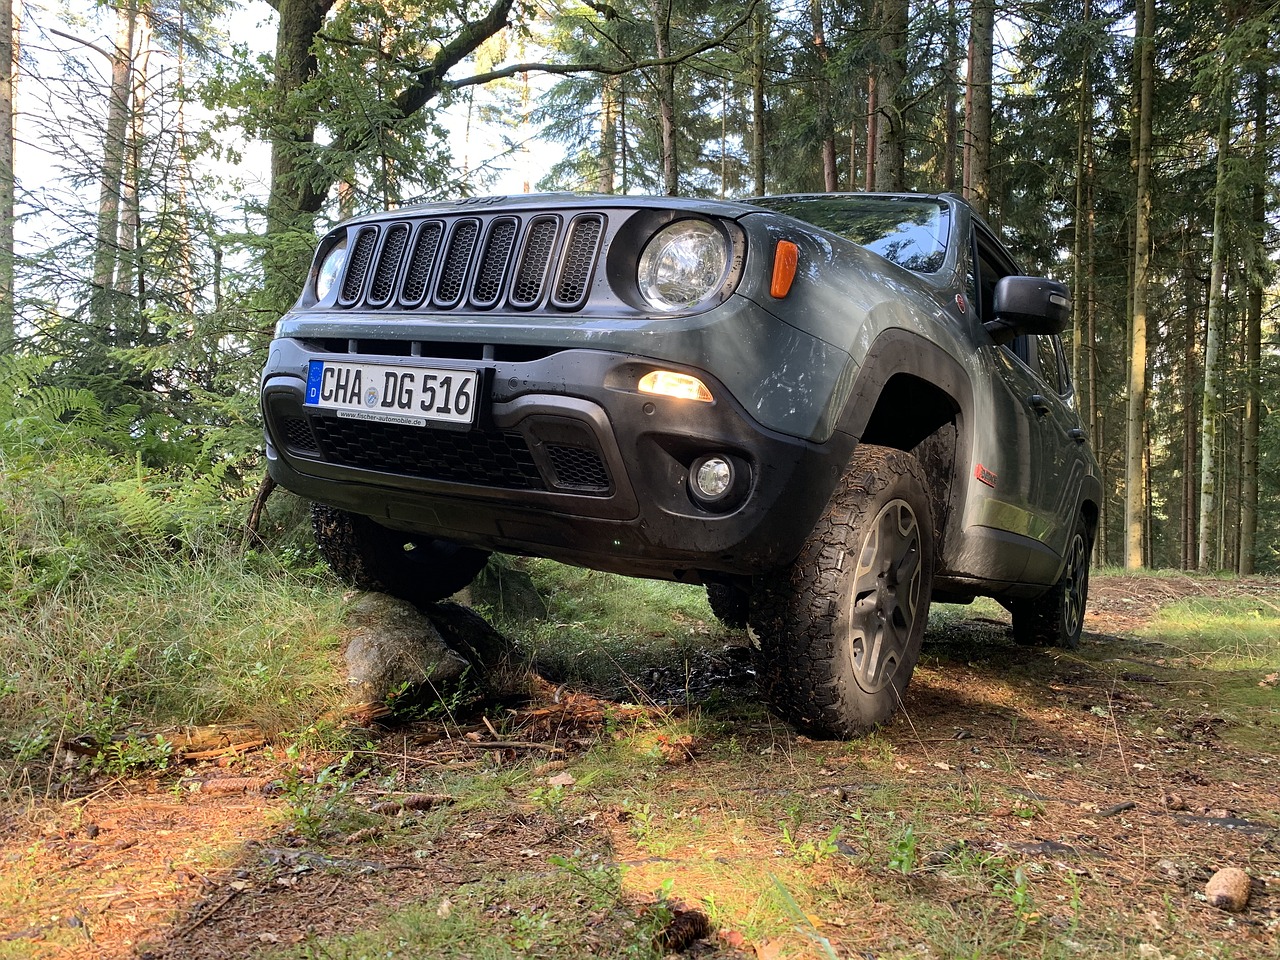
[752,445,935,738]
[311,503,491,608]
[1011,515,1091,649]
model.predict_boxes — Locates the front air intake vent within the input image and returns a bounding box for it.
[434,219,481,307]
[400,220,444,306]
[368,223,409,307]
[471,218,519,308]
[510,216,559,308]
[552,215,604,308]
[339,227,379,305]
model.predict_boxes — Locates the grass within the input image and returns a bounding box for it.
[0,541,349,795]
[1137,596,1280,671]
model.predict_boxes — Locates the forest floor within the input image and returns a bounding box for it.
[2,572,1278,960]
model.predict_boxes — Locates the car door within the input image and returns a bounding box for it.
[969,223,1081,584]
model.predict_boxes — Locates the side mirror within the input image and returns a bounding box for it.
[984,276,1071,344]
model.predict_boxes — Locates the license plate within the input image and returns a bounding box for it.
[305,360,479,427]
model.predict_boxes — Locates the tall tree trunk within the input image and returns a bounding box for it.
[598,73,619,193]
[1240,69,1266,575]
[872,0,906,190]
[650,0,678,195]
[117,19,151,307]
[810,0,837,191]
[91,0,138,327]
[1124,0,1154,570]
[1180,235,1200,570]
[964,0,993,216]
[751,3,766,196]
[0,0,14,351]
[1197,95,1232,572]
[942,0,959,191]
[1088,202,1103,565]
[1069,0,1091,397]
[263,0,331,304]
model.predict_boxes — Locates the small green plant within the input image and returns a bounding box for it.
[886,822,918,874]
[279,753,371,840]
[547,853,624,911]
[528,782,567,813]
[780,823,844,865]
[996,865,1038,930]
[92,733,173,777]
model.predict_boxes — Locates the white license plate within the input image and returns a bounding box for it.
[305,360,479,427]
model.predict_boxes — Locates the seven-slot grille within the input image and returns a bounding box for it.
[335,213,606,312]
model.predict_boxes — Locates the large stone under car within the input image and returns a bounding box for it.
[261,191,1102,737]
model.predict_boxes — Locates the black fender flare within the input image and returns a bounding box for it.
[836,328,975,568]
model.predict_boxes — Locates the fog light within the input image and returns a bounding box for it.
[688,453,751,513]
[695,457,733,500]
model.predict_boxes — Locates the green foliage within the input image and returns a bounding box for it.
[91,734,174,778]
[885,821,918,875]
[779,823,843,866]
[279,752,374,841]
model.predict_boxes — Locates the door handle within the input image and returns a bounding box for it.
[1027,394,1051,418]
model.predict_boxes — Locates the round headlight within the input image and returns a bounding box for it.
[314,238,348,302]
[637,220,729,312]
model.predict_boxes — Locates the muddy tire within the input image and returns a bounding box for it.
[752,445,934,738]
[311,503,491,608]
[1011,515,1090,649]
[706,583,749,628]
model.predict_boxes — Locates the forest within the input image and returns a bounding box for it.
[0,0,1277,574]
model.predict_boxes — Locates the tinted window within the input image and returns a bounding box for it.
[750,196,949,273]
[1036,335,1064,393]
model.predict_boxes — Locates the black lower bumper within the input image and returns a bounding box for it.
[262,341,855,581]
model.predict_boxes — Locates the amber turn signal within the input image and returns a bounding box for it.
[770,240,799,298]
[638,370,714,403]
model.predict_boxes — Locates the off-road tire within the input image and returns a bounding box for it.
[311,503,491,608]
[751,445,935,738]
[1010,514,1091,649]
[706,583,749,628]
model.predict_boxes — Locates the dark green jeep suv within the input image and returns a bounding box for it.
[261,191,1101,737]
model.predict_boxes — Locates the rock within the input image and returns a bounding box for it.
[1204,867,1251,912]
[458,561,548,622]
[427,601,516,665]
[343,593,470,703]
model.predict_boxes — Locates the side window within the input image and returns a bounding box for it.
[970,224,1017,326]
[1035,335,1062,393]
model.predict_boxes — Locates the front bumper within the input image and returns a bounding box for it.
[262,339,856,580]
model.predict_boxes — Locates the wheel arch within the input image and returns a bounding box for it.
[839,330,975,570]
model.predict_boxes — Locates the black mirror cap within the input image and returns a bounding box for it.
[985,276,1071,344]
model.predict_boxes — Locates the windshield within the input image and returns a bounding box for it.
[749,195,950,273]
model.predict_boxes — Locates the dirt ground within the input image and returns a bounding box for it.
[2,573,1277,959]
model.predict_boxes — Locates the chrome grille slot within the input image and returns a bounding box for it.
[510,216,559,308]
[470,217,519,308]
[434,219,480,307]
[552,215,604,308]
[400,220,444,306]
[339,227,379,306]
[368,223,409,306]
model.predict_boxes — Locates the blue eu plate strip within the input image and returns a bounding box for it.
[305,360,324,405]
